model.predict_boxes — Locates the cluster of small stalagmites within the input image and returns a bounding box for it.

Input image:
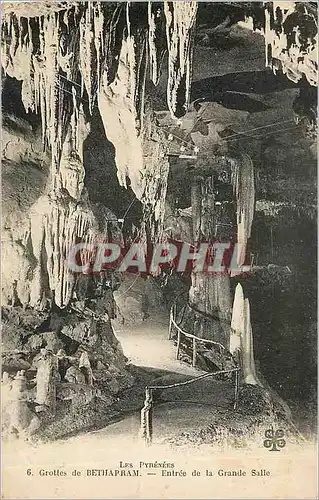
[1,304,133,440]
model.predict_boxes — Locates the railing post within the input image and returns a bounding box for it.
[168,313,172,340]
[140,387,153,445]
[233,370,239,410]
[168,304,176,339]
[176,330,181,360]
[192,337,197,367]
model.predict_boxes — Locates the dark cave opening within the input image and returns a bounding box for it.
[1,75,41,130]
[83,106,143,237]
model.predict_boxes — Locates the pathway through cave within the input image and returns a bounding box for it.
[3,316,238,474]
[106,315,236,443]
[113,315,203,375]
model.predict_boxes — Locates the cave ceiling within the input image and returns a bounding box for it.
[1,1,317,308]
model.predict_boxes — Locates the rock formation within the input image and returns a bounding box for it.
[1,1,317,442]
[230,283,261,386]
[35,348,58,413]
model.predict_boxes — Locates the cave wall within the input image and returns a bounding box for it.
[1,1,317,439]
[1,2,317,307]
[1,3,177,307]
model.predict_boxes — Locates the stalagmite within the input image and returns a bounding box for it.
[1,2,195,200]
[230,283,261,386]
[35,348,58,412]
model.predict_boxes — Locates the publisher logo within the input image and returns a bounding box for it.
[263,428,286,451]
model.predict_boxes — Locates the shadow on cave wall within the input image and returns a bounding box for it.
[83,107,143,231]
[190,69,303,102]
[2,75,41,130]
[240,211,317,432]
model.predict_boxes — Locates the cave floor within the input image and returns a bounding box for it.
[4,316,238,462]
[3,316,308,480]
[99,315,237,443]
[113,315,207,376]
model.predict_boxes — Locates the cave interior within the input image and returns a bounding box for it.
[1,1,317,447]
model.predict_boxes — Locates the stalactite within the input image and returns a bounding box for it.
[1,2,198,192]
[231,153,255,267]
[200,175,215,241]
[98,39,144,198]
[1,2,198,306]
[103,4,126,85]
[79,4,97,113]
[241,1,318,86]
[163,1,197,118]
[148,2,166,85]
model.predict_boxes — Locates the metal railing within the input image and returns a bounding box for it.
[169,306,226,367]
[140,297,240,445]
[168,297,231,368]
[140,367,240,445]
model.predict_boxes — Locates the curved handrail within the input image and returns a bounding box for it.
[170,291,231,326]
[147,367,240,390]
[140,295,241,445]
[140,367,240,444]
[169,296,229,351]
[170,315,226,351]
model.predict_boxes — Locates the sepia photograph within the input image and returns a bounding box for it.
[1,1,318,498]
